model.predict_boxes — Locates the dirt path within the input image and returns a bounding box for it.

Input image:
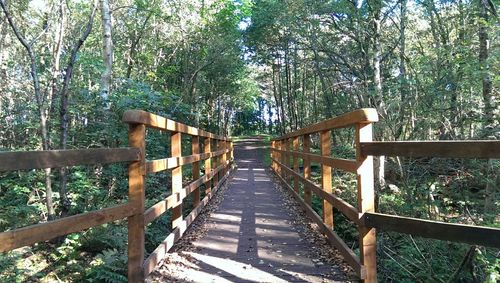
[149,137,349,283]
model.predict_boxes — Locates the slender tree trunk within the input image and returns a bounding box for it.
[59,1,98,216]
[478,0,497,223]
[100,0,112,108]
[369,0,386,193]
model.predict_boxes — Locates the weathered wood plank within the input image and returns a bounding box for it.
[123,110,230,141]
[0,148,140,171]
[321,130,333,230]
[360,141,500,159]
[363,212,500,248]
[272,171,366,279]
[0,203,135,252]
[271,148,358,173]
[271,108,378,141]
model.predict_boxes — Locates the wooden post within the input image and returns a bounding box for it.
[213,139,219,188]
[230,141,234,162]
[204,138,212,194]
[171,131,182,229]
[320,130,333,230]
[293,136,299,193]
[278,140,284,177]
[221,140,227,177]
[303,134,311,206]
[127,123,145,282]
[284,138,290,183]
[356,123,377,282]
[225,140,231,170]
[192,136,200,208]
[271,140,275,171]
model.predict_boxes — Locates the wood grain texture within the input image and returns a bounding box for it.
[355,123,376,283]
[127,123,146,283]
[321,130,333,230]
[360,141,500,159]
[271,108,378,141]
[0,148,140,171]
[0,203,135,252]
[363,212,500,248]
[123,110,230,141]
[292,136,299,193]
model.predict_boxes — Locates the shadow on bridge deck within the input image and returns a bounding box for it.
[149,137,348,283]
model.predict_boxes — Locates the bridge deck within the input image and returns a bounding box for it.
[149,137,348,282]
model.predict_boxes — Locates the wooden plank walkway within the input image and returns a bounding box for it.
[150,137,348,282]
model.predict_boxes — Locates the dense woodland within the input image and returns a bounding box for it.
[0,0,498,282]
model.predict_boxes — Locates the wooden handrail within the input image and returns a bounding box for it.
[271,108,378,141]
[0,148,140,171]
[270,108,500,283]
[360,141,500,158]
[0,110,234,283]
[123,110,230,141]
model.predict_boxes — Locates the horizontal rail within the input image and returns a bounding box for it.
[0,148,141,171]
[123,110,230,141]
[271,148,358,173]
[273,170,365,279]
[143,168,232,277]
[360,141,500,159]
[363,212,500,248]
[146,149,230,174]
[0,203,135,252]
[272,108,378,141]
[272,157,359,223]
[143,161,230,225]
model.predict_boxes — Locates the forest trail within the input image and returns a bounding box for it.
[149,137,348,282]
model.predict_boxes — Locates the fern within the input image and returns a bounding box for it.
[85,249,127,283]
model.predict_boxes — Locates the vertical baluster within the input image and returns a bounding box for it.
[192,136,200,208]
[356,122,376,282]
[222,139,227,177]
[293,136,299,193]
[320,130,333,229]
[171,131,182,229]
[271,140,276,171]
[204,137,212,194]
[127,123,145,282]
[213,139,219,187]
[303,134,311,206]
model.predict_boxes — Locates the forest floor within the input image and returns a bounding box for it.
[148,137,353,283]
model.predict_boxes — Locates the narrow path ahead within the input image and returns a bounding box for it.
[150,137,347,282]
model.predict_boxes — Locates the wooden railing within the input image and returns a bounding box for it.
[0,110,234,283]
[270,108,500,282]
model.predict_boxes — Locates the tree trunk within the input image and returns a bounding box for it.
[100,0,112,108]
[58,1,98,216]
